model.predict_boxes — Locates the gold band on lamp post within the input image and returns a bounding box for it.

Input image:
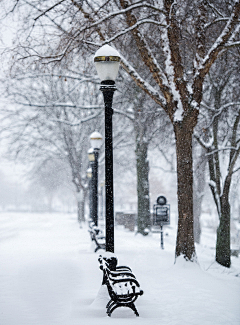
[94,56,121,62]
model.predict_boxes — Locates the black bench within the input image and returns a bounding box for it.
[88,222,106,252]
[98,255,143,317]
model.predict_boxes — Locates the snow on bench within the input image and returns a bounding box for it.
[98,254,143,317]
[88,222,106,252]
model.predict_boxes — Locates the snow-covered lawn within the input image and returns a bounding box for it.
[0,212,239,325]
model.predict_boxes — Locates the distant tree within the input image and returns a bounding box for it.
[27,159,70,212]
[0,169,16,209]
[116,78,170,235]
[195,53,240,267]
[193,145,207,244]
[0,66,104,223]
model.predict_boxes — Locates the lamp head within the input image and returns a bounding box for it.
[94,45,121,82]
[87,167,92,178]
[88,148,95,162]
[90,131,103,150]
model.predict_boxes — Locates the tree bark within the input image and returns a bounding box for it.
[216,195,231,268]
[174,122,196,261]
[193,147,207,244]
[193,188,202,245]
[136,141,151,235]
[77,188,86,227]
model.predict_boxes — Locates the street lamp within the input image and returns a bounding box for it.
[89,131,103,227]
[94,44,121,253]
[86,167,93,179]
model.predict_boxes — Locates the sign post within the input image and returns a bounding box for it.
[153,196,170,249]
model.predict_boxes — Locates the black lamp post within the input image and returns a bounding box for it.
[86,166,93,223]
[94,45,121,253]
[89,131,103,227]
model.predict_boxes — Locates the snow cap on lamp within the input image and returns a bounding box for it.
[90,131,103,150]
[94,45,121,82]
[86,167,92,178]
[88,147,95,161]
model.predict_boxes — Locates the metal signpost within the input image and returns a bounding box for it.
[153,195,170,249]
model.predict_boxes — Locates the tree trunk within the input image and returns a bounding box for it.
[136,141,151,235]
[216,187,231,267]
[77,189,86,227]
[216,198,231,267]
[193,189,202,244]
[174,123,196,261]
[193,147,207,244]
[80,192,86,222]
[77,200,82,226]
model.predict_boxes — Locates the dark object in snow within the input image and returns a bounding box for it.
[152,196,170,249]
[231,248,239,257]
[88,221,106,252]
[98,255,143,317]
[152,195,170,227]
[157,195,167,206]
[115,212,136,232]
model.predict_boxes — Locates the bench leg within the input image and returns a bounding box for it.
[107,302,118,317]
[95,246,100,253]
[106,299,113,309]
[95,244,105,253]
[107,302,140,317]
[129,303,139,316]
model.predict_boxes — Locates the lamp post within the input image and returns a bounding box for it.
[89,131,103,227]
[94,45,120,253]
[100,181,105,221]
[86,166,93,223]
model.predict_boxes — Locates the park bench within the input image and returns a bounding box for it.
[98,255,143,317]
[88,222,106,252]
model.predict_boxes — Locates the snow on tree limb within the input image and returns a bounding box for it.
[50,110,103,126]
[194,1,240,80]
[233,166,240,174]
[206,1,225,18]
[67,1,166,52]
[205,102,240,128]
[34,0,66,21]
[160,8,185,122]
[101,19,167,45]
[13,74,99,82]
[204,18,238,30]
[191,0,240,108]
[119,0,172,106]
[194,132,213,149]
[71,0,166,29]
[205,146,240,156]
[15,102,103,110]
[120,56,166,108]
[224,41,240,48]
[114,109,134,121]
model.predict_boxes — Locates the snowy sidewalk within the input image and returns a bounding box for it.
[0,212,239,325]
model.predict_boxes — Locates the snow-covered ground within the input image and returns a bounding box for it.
[0,212,239,325]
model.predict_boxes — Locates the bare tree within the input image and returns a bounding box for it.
[27,159,72,212]
[195,53,240,267]
[1,65,104,223]
[116,77,170,235]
